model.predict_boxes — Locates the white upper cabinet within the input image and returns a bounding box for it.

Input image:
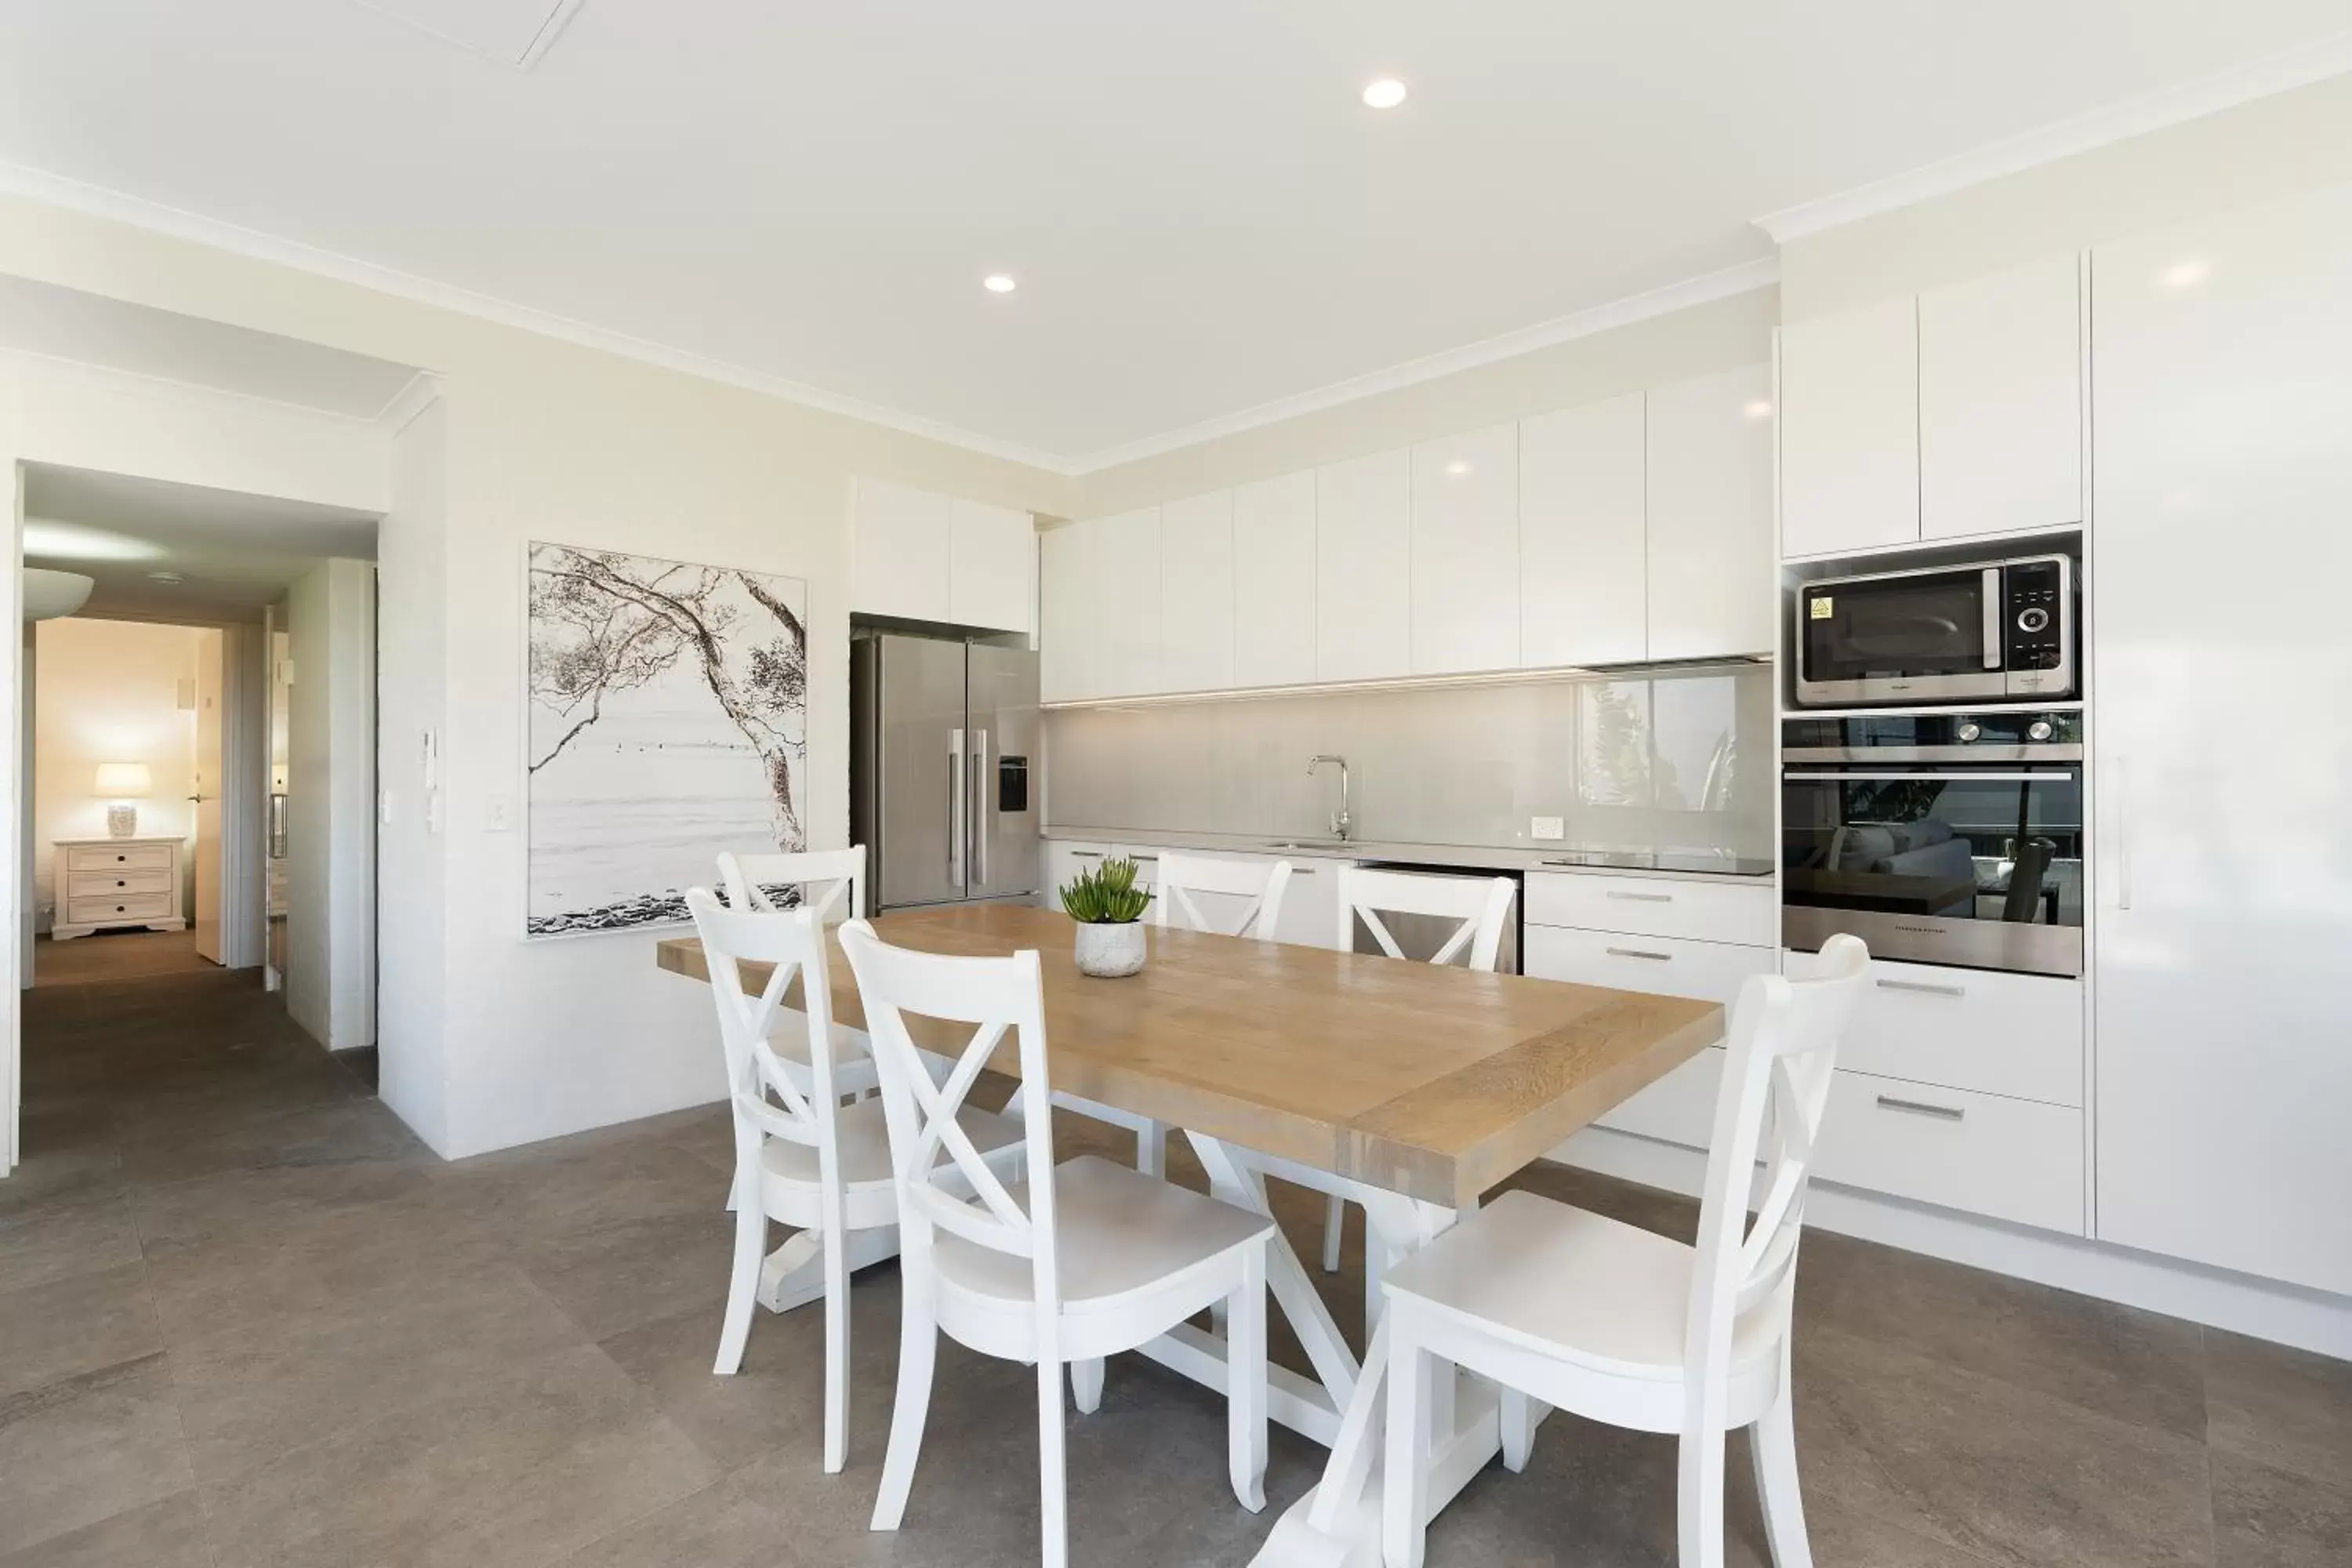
[1919,254,2084,541]
[948,499,1037,636]
[851,477,953,622]
[1646,364,1775,659]
[1314,448,1412,682]
[854,478,1034,634]
[1410,424,1520,674]
[1037,520,1100,704]
[1779,296,1919,558]
[1519,393,1646,668]
[1231,471,1319,689]
[1158,491,1236,695]
[1095,506,1163,696]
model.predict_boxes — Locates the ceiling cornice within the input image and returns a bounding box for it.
[1753,27,2352,245]
[0,160,1083,475]
[376,370,445,435]
[1069,256,1781,474]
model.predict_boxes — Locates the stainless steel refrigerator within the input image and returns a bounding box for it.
[851,633,1040,913]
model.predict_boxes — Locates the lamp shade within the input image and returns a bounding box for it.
[23,568,94,621]
[93,762,151,798]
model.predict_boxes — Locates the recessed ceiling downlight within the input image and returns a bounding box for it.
[147,571,185,586]
[983,274,1018,295]
[1362,78,1408,110]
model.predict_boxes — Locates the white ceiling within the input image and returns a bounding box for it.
[0,274,423,419]
[2,3,2349,468]
[23,466,379,623]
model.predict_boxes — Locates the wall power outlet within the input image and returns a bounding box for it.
[1530,815,1566,841]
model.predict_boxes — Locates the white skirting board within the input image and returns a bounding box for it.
[1549,1127,2352,1363]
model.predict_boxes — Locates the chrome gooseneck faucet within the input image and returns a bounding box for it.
[1308,754,1352,842]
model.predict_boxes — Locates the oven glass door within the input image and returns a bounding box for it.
[1802,568,1995,685]
[1781,764,2085,976]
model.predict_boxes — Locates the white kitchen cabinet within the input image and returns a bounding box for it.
[1518,394,1646,669]
[1232,471,1319,689]
[1778,296,1919,558]
[1646,364,1774,659]
[1040,840,1109,907]
[1038,520,1101,704]
[1919,254,2083,541]
[948,498,1036,636]
[851,477,953,622]
[1815,1071,2085,1236]
[1158,492,1236,695]
[1314,448,1412,683]
[1833,961,2083,1109]
[1094,507,1163,697]
[1524,869,1777,947]
[2089,183,2352,1298]
[1410,424,1519,675]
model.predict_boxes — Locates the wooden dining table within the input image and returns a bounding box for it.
[657,901,1723,1568]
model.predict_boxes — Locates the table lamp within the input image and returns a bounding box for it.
[94,762,151,838]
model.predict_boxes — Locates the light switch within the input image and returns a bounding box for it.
[1530,815,1566,841]
[486,794,513,833]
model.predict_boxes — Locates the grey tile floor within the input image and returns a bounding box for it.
[5,967,2348,1566]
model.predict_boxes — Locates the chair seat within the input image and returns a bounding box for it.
[937,1155,1273,1311]
[1382,1189,1777,1384]
[760,1096,1020,1191]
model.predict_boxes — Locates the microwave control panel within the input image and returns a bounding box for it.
[2003,559,2068,672]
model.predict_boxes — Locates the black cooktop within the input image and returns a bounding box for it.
[1540,849,1777,878]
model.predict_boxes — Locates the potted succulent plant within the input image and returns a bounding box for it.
[1059,855,1152,978]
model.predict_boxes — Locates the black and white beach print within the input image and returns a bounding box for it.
[525,543,808,937]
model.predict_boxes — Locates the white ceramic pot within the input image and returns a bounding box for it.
[1073,920,1146,978]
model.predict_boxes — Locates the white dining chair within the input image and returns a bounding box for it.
[839,919,1275,1568]
[685,888,1024,1475]
[716,847,879,1099]
[1321,866,1517,1277]
[1056,851,1298,1181]
[1378,934,1871,1568]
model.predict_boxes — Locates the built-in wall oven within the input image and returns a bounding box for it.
[1781,709,2084,978]
[1794,554,2074,707]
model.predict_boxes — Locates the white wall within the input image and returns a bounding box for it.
[284,557,374,1051]
[0,185,1078,1160]
[1779,71,2352,321]
[31,616,202,929]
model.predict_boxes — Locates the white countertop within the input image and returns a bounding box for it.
[1040,825,1776,882]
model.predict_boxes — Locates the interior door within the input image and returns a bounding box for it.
[192,630,224,964]
[874,635,971,911]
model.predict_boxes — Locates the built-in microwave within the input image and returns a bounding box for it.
[1793,554,2074,708]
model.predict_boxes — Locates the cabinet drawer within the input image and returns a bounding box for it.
[1525,871,1777,946]
[67,843,172,873]
[1524,924,1776,1005]
[1815,1069,2085,1235]
[67,891,176,924]
[1807,957,2083,1107]
[69,869,173,898]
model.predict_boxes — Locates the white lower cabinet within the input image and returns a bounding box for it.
[1833,960,2082,1108]
[1523,924,1777,1008]
[1814,1071,2085,1236]
[1524,870,1777,947]
[1040,840,1109,906]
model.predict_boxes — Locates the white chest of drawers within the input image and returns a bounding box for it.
[52,837,187,940]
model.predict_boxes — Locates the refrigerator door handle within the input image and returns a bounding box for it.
[947,727,966,889]
[971,728,990,888]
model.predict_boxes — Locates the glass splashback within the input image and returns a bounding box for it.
[1042,665,1775,857]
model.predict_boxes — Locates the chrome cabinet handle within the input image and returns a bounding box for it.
[1876,1094,1964,1123]
[971,729,989,887]
[947,728,965,886]
[1071,850,1103,859]
[1605,891,1673,903]
[1876,978,1965,998]
[1606,946,1673,961]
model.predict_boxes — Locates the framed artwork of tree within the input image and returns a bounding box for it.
[524,542,808,937]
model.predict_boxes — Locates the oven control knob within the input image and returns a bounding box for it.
[2017,606,2052,634]
[2027,720,2055,742]
[1956,722,1981,743]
